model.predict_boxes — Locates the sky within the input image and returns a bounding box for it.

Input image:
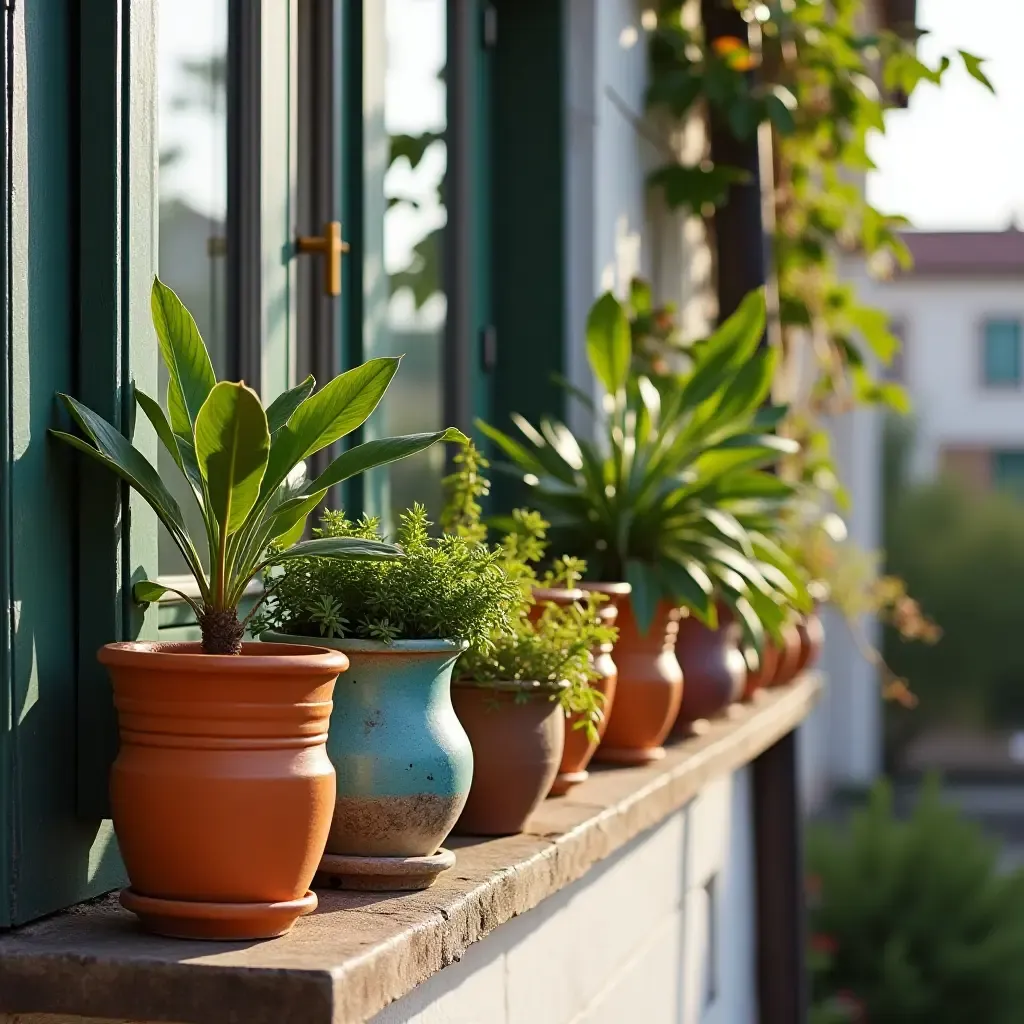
[868,0,1024,229]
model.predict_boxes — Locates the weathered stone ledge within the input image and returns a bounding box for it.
[0,675,820,1024]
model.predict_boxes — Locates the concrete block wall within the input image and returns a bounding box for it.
[373,767,756,1024]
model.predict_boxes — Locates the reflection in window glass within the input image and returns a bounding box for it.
[371,0,447,526]
[157,0,229,575]
[983,319,1022,387]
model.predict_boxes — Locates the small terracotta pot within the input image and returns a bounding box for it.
[100,641,346,940]
[768,622,803,687]
[528,586,585,622]
[594,595,683,765]
[671,603,746,736]
[742,642,778,700]
[794,611,825,676]
[550,591,623,796]
[452,681,565,835]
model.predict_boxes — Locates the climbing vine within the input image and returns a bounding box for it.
[640,0,988,699]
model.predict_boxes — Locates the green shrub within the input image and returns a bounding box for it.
[251,504,521,650]
[808,778,1024,1023]
[884,474,1024,731]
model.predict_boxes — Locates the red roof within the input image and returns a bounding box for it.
[900,229,1024,277]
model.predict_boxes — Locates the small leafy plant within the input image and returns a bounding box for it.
[251,503,521,650]
[51,277,465,653]
[444,444,615,738]
[480,288,810,644]
[808,778,1024,1024]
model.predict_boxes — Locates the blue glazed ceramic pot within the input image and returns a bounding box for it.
[262,634,472,857]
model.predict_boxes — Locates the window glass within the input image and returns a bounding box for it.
[983,319,1021,386]
[993,450,1024,497]
[156,0,229,575]
[365,0,447,526]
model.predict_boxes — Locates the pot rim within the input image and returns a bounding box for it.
[578,581,633,596]
[530,586,585,603]
[98,640,349,675]
[261,631,469,655]
[453,677,568,694]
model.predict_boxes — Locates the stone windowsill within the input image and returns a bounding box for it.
[0,675,820,1024]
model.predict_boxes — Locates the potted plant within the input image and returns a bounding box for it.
[480,289,810,761]
[442,447,614,829]
[51,278,463,938]
[255,502,520,890]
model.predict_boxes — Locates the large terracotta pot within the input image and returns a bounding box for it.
[671,604,746,737]
[741,642,778,701]
[594,596,683,765]
[262,634,472,890]
[794,611,825,676]
[549,586,626,795]
[100,641,346,940]
[452,681,564,835]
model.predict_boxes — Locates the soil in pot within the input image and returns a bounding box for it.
[549,592,622,796]
[101,640,347,940]
[452,681,565,836]
[262,633,472,891]
[671,604,746,737]
[594,596,683,765]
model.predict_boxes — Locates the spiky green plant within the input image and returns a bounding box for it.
[51,277,465,653]
[250,504,521,650]
[479,288,810,645]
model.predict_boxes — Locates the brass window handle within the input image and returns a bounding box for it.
[296,221,350,297]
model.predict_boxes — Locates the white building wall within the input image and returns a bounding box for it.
[374,768,755,1024]
[848,263,1024,478]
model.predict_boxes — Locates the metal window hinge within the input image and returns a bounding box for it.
[482,4,497,49]
[480,325,498,373]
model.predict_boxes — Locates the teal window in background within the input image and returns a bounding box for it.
[983,319,1022,386]
[993,450,1024,497]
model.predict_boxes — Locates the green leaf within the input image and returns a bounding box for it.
[134,386,183,470]
[660,556,715,624]
[151,277,216,438]
[308,428,468,493]
[681,290,766,407]
[648,162,750,214]
[625,558,662,636]
[763,87,796,134]
[132,579,203,617]
[195,382,271,536]
[586,292,631,394]
[266,375,316,434]
[270,536,404,563]
[52,399,205,589]
[959,50,994,93]
[262,357,400,498]
[268,489,328,547]
[706,345,779,428]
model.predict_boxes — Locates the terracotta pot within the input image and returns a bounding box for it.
[549,589,625,796]
[262,634,472,889]
[742,642,778,700]
[671,603,746,736]
[768,622,803,687]
[794,611,825,676]
[452,681,565,835]
[594,595,683,765]
[100,641,346,940]
[528,586,585,622]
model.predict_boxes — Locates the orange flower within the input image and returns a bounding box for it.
[811,933,838,955]
[712,35,756,71]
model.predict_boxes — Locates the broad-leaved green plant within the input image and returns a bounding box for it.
[52,277,465,653]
